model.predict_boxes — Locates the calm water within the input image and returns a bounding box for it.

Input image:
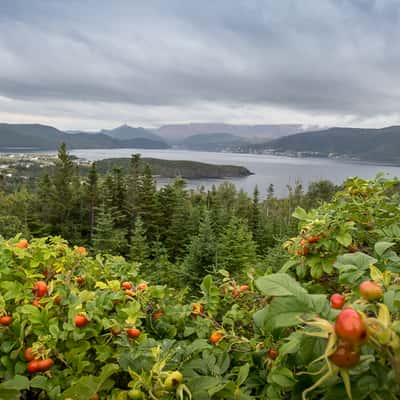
[66,149,400,197]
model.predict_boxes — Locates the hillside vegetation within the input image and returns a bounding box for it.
[94,158,252,179]
[0,154,251,182]
[0,175,399,399]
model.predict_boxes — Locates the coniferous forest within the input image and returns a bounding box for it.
[0,144,337,288]
[2,144,400,400]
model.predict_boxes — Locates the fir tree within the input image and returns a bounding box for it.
[125,154,141,220]
[249,185,264,249]
[86,162,99,239]
[130,216,150,262]
[52,143,77,238]
[218,216,257,274]
[92,202,127,254]
[136,164,160,241]
[184,211,217,283]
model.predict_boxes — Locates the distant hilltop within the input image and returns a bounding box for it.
[242,126,400,164]
[154,123,317,142]
[0,123,169,150]
[0,121,319,152]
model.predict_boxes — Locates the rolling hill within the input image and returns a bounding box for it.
[93,157,252,178]
[252,126,400,163]
[181,133,247,151]
[0,123,169,150]
[100,124,165,142]
[155,123,317,142]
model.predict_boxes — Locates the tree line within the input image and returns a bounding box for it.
[0,144,338,287]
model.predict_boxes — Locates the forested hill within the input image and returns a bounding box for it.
[248,126,400,163]
[0,123,169,150]
[93,157,252,178]
[180,133,247,151]
[0,154,252,180]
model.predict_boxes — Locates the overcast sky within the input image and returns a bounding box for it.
[0,0,400,130]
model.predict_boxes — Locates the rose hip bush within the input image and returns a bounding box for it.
[0,237,265,399]
[1,176,400,399]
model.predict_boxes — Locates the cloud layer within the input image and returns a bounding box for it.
[1,0,400,129]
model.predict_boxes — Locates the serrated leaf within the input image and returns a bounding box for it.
[95,282,109,290]
[264,296,313,330]
[30,375,48,389]
[279,259,299,273]
[268,367,296,388]
[62,363,119,400]
[375,241,395,257]
[0,375,29,390]
[279,333,301,356]
[255,273,307,297]
[370,265,383,283]
[292,207,309,221]
[253,306,269,331]
[336,232,352,247]
[236,363,249,386]
[336,252,377,269]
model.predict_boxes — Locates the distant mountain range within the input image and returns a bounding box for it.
[247,126,400,163]
[0,122,315,152]
[180,133,247,151]
[3,121,400,165]
[154,123,315,142]
[0,123,169,150]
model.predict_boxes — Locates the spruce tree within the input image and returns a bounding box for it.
[125,154,141,221]
[165,178,192,260]
[92,202,127,254]
[110,166,126,225]
[218,216,257,274]
[184,211,217,283]
[85,162,99,239]
[35,173,55,232]
[129,216,150,262]
[136,164,160,241]
[52,143,76,238]
[249,185,264,249]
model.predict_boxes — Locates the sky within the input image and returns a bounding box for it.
[0,0,400,130]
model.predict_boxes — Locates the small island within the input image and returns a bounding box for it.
[0,154,253,180]
[94,157,253,179]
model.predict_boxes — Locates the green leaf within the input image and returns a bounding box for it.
[268,367,296,388]
[279,259,299,273]
[185,339,211,355]
[0,389,20,400]
[0,375,29,391]
[292,207,309,221]
[264,296,313,330]
[255,273,307,297]
[30,375,49,389]
[336,252,377,269]
[188,376,226,394]
[309,294,329,314]
[279,333,301,356]
[62,363,119,400]
[375,241,395,257]
[336,232,352,247]
[200,275,220,313]
[253,306,269,331]
[236,363,249,386]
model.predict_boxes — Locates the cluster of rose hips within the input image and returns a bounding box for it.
[329,280,383,368]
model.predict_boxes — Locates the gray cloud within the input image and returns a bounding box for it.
[1,0,400,128]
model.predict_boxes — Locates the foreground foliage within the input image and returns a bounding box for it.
[0,176,400,399]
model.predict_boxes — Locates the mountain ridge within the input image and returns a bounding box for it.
[0,123,169,150]
[247,126,400,163]
[154,123,318,141]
